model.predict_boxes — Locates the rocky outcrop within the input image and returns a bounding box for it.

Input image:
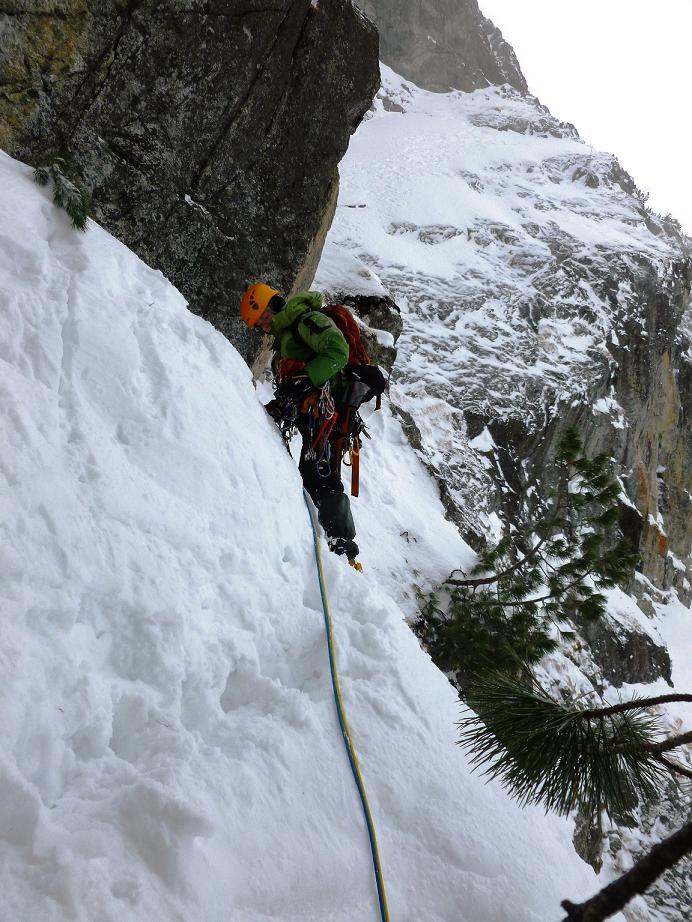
[468,256,691,684]
[0,0,379,361]
[495,257,692,604]
[573,614,672,688]
[357,0,527,93]
[337,293,403,372]
[610,265,692,596]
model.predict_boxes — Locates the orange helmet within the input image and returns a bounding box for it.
[240,283,281,327]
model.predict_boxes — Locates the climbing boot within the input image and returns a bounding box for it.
[327,536,359,560]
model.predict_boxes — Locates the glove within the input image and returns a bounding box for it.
[344,364,387,397]
[265,376,315,428]
[275,375,315,406]
[264,399,286,424]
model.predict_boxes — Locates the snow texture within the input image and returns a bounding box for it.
[0,152,611,920]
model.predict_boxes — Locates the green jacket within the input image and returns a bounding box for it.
[270,291,349,387]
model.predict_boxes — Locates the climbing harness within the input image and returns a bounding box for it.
[303,491,390,922]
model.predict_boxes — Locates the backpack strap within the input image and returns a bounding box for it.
[322,304,371,366]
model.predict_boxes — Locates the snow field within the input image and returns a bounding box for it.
[318,64,676,396]
[0,151,608,921]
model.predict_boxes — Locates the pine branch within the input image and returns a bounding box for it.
[459,675,669,816]
[33,160,90,232]
[642,730,692,755]
[497,576,590,608]
[447,532,550,587]
[560,819,692,922]
[33,165,50,186]
[581,694,692,718]
[654,754,692,782]
[447,511,564,587]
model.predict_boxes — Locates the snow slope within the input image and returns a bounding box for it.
[0,152,611,920]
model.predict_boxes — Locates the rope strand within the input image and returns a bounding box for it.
[303,491,391,922]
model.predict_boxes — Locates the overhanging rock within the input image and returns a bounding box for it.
[1,0,380,362]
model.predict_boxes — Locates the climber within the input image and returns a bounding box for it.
[240,282,384,568]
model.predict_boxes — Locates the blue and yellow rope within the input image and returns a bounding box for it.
[303,491,391,922]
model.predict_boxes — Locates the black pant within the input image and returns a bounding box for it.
[297,414,356,546]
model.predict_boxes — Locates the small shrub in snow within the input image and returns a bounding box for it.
[33,159,90,231]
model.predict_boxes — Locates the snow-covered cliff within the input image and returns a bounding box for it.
[318,67,691,600]
[316,64,692,920]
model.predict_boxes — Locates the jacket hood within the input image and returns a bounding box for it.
[270,291,323,335]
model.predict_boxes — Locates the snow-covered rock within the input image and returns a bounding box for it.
[316,64,692,594]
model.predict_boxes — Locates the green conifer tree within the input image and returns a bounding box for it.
[459,674,692,921]
[417,427,638,686]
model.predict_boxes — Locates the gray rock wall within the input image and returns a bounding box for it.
[1,0,379,360]
[357,0,527,93]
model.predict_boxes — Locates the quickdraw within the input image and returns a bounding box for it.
[304,383,339,479]
[311,411,339,451]
[296,380,375,493]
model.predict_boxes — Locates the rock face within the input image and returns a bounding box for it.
[573,613,672,688]
[0,0,379,361]
[482,253,692,614]
[356,0,527,93]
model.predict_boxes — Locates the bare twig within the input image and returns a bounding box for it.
[561,820,692,922]
[654,754,692,782]
[642,730,692,755]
